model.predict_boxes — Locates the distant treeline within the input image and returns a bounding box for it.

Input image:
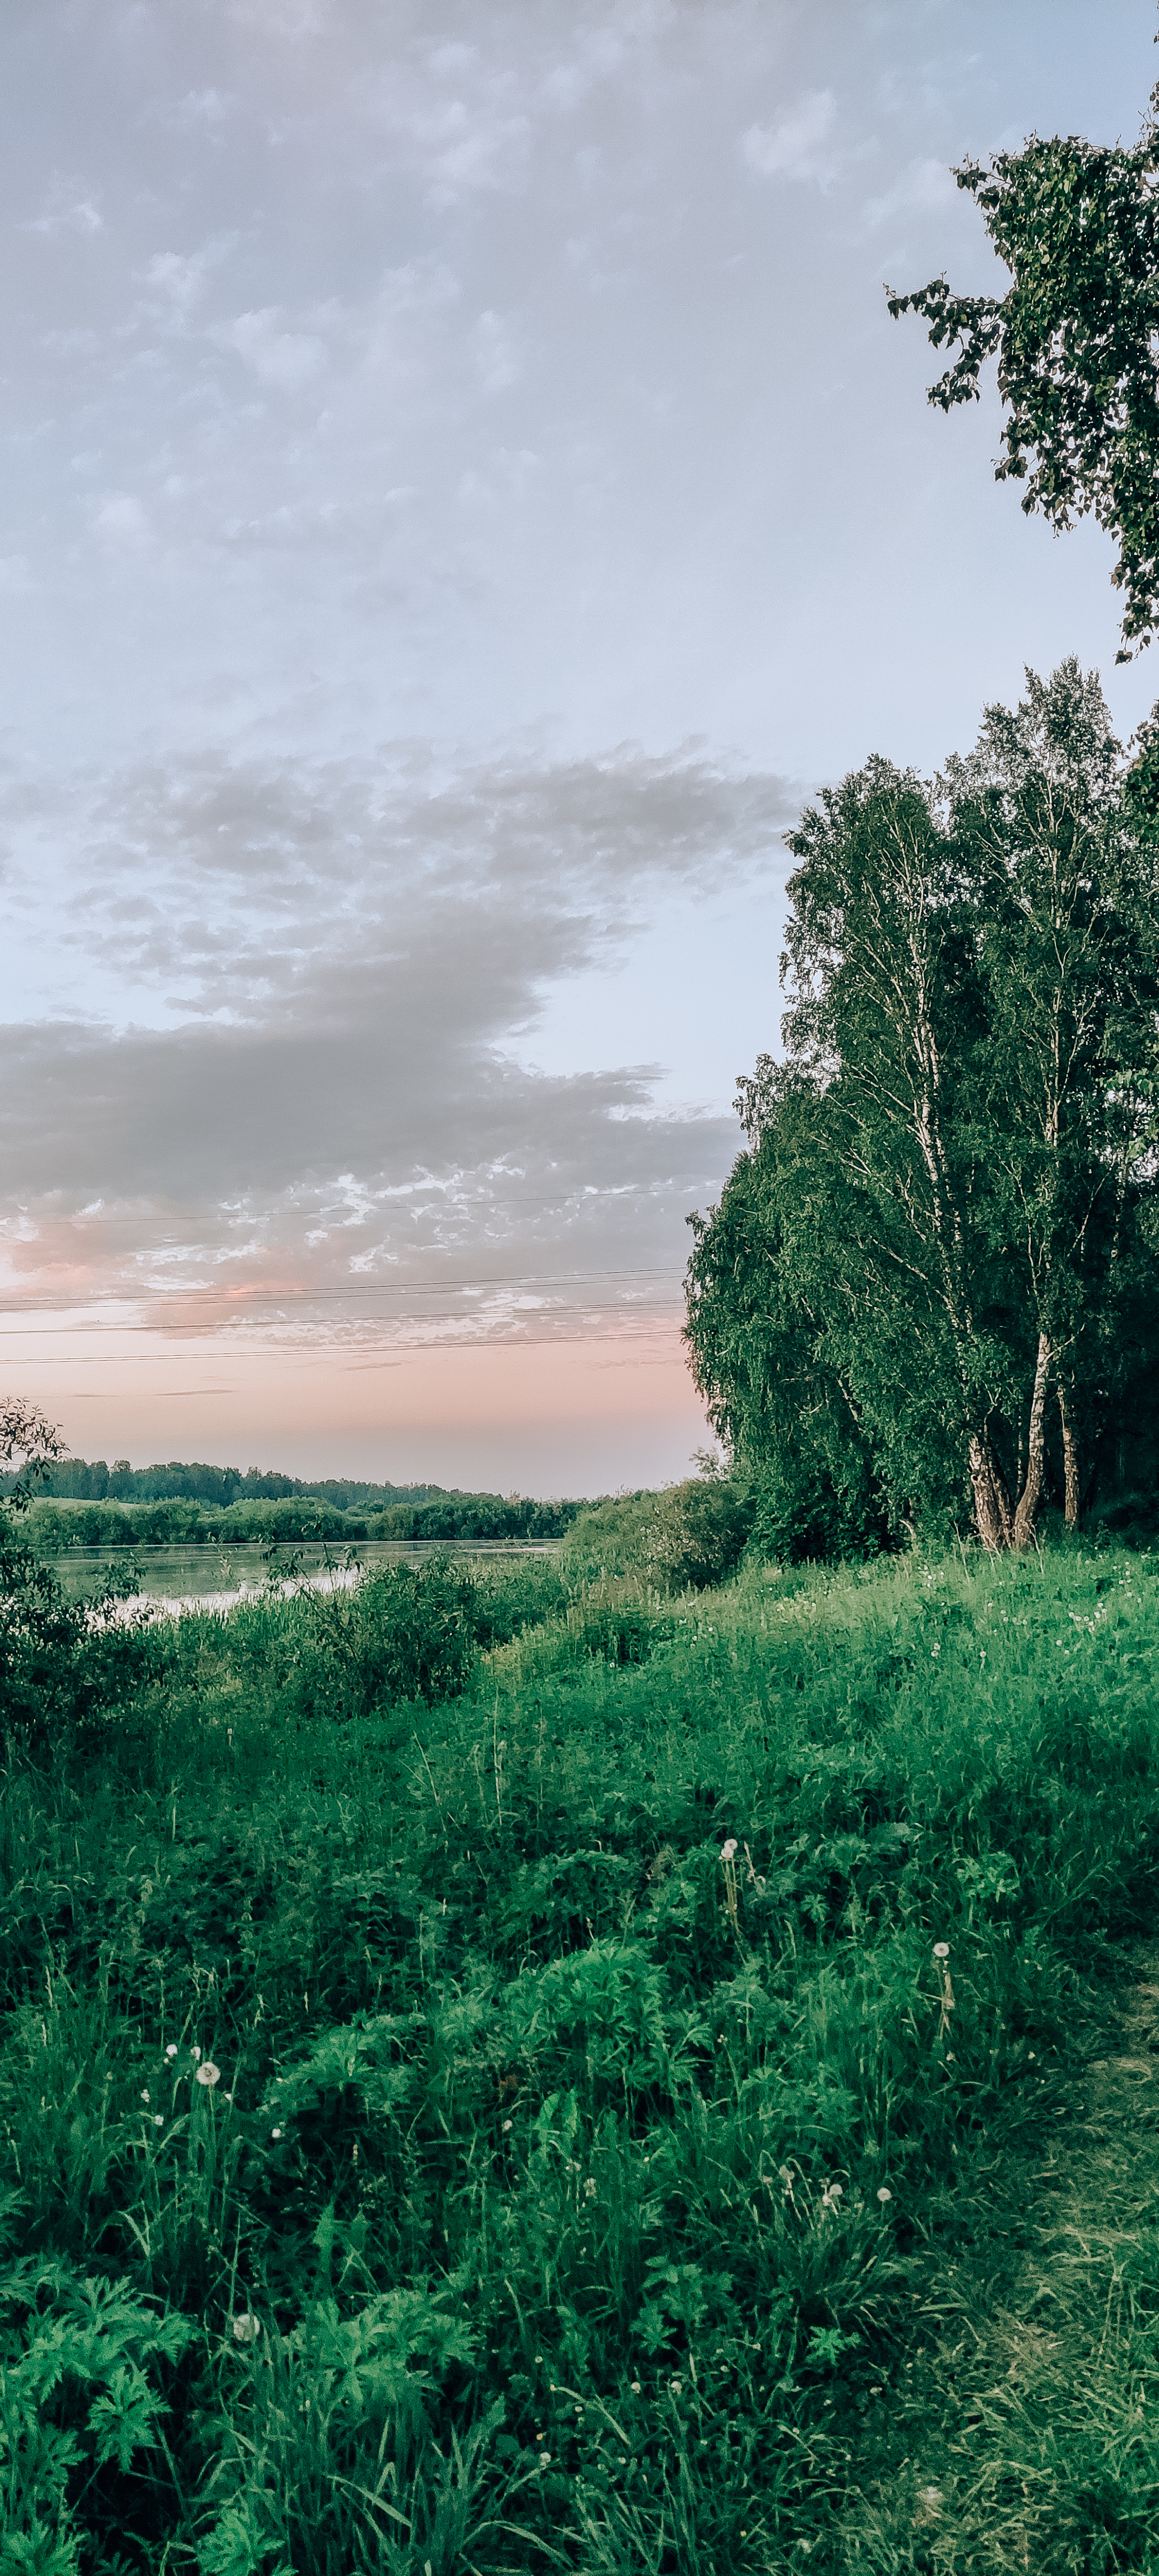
[369,1496,582,1543]
[17,1474,588,1554]
[0,1456,443,1509]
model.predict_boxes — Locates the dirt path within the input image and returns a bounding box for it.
[836,1947,1159,2571]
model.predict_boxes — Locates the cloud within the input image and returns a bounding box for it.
[141,241,232,315]
[863,155,958,230]
[742,90,838,185]
[24,183,103,237]
[0,742,794,1344]
[92,496,149,546]
[221,308,328,387]
[472,309,520,394]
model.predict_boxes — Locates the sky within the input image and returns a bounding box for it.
[2,0,1157,1494]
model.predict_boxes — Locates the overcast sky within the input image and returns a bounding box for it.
[2,0,1156,1492]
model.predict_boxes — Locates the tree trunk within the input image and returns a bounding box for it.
[1012,1331,1052,1550]
[969,1431,1014,1552]
[1058,1380,1081,1528]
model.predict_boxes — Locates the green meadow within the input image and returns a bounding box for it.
[5,1521,1159,2573]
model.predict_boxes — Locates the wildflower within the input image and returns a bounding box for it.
[876,2187,892,2203]
[232,2313,262,2345]
[539,2453,551,2468]
[270,2128,283,2140]
[932,1941,950,1960]
[669,2377,683,2395]
[164,2044,178,2059]
[153,2114,163,2128]
[630,2380,642,2394]
[195,2061,221,2088]
[720,1838,738,1862]
[140,2089,150,2103]
[502,2118,512,2133]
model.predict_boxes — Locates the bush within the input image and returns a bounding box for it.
[298,1554,479,1716]
[746,1456,901,1565]
[0,1505,168,1761]
[643,1476,753,1589]
[558,1491,661,1582]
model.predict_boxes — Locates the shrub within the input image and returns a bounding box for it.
[643,1476,753,1589]
[300,1554,478,1716]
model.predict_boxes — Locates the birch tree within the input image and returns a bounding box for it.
[685,668,1159,1551]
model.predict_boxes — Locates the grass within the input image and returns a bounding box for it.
[4,1538,1159,2570]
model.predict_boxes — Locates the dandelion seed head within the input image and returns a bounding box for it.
[164,2044,178,2058]
[195,2061,221,2088]
[502,2118,512,2133]
[153,2114,163,2128]
[190,2046,201,2061]
[932,1942,950,1959]
[232,2313,262,2345]
[669,2377,683,2394]
[539,2452,551,2467]
[877,2187,892,2203]
[140,2089,150,2103]
[270,2127,282,2140]
[720,1838,738,1861]
[630,2380,642,2393]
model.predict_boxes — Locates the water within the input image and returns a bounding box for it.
[48,1538,555,1616]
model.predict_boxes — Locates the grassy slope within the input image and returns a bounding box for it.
[3,1545,1159,2571]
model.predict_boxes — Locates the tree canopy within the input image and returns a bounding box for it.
[887,90,1159,656]
[685,662,1159,1554]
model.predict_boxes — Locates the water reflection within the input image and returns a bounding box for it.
[49,1537,554,1616]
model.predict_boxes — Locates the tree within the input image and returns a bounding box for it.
[943,660,1159,1528]
[0,1397,67,1494]
[0,1401,163,1758]
[685,667,1159,1552]
[886,92,1159,656]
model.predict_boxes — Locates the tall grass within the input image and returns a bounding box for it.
[3,1542,1159,2569]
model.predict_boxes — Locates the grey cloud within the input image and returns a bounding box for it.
[0,741,792,1340]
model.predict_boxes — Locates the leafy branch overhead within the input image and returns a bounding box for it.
[887,100,1159,657]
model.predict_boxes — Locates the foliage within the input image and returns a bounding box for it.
[557,1492,660,1583]
[0,1404,173,1762]
[686,662,1159,1552]
[24,1497,367,1552]
[887,88,1159,656]
[6,1536,1159,2563]
[0,2252,193,2572]
[370,1493,581,1543]
[289,1552,481,1718]
[642,1475,753,1590]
